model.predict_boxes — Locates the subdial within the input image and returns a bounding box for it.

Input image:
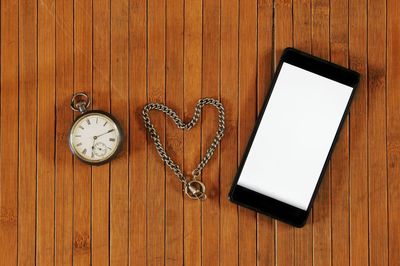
[93,142,108,157]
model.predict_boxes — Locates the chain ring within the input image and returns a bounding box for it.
[184,180,207,200]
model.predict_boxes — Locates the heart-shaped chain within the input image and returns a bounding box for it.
[142,98,225,200]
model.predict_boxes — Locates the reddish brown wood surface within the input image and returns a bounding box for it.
[1,0,18,265]
[0,1,398,265]
[37,0,56,265]
[165,1,184,265]
[238,1,257,265]
[311,0,332,265]
[73,0,92,265]
[55,0,74,264]
[18,1,38,264]
[349,0,369,264]
[183,1,202,265]
[92,1,111,265]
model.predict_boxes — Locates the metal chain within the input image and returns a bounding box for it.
[142,98,225,200]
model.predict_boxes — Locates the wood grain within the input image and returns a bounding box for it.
[349,0,369,264]
[202,0,221,264]
[220,0,239,265]
[92,0,110,264]
[238,0,258,265]
[110,0,129,264]
[165,0,184,265]
[55,0,74,264]
[387,0,400,265]
[183,1,202,265]
[330,0,350,264]
[18,0,38,264]
[0,0,19,264]
[368,0,388,265]
[128,0,147,265]
[37,0,56,264]
[147,0,166,264]
[73,0,92,264]
[0,1,398,265]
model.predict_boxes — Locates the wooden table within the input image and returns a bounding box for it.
[0,0,399,265]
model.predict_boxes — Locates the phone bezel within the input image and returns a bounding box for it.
[228,47,360,227]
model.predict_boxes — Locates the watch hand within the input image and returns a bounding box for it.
[93,129,114,139]
[98,144,112,150]
[96,147,111,151]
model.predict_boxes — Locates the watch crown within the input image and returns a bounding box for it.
[71,92,91,114]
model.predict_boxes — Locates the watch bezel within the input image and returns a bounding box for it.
[68,110,124,166]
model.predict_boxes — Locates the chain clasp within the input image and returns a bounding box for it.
[184,180,207,200]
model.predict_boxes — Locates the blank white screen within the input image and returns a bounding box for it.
[237,62,353,210]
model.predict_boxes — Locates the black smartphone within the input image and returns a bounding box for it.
[229,48,360,227]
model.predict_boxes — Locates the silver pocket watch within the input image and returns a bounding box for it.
[69,93,123,165]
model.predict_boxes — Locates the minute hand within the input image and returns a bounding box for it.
[94,129,114,139]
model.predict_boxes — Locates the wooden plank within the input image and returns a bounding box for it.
[329,0,350,265]
[311,0,331,265]
[293,0,313,265]
[293,0,312,51]
[348,0,369,264]
[202,0,220,264]
[274,0,295,264]
[182,0,203,262]
[220,0,239,265]
[165,0,184,265]
[128,0,147,264]
[147,0,166,264]
[73,0,93,264]
[92,0,110,264]
[256,1,275,265]
[110,0,129,264]
[0,0,19,264]
[55,0,74,264]
[183,0,202,265]
[387,0,400,264]
[18,0,38,264]
[367,0,388,265]
[37,0,56,264]
[238,0,257,265]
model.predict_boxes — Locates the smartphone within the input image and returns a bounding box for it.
[229,48,360,227]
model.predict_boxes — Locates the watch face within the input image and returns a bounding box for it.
[69,111,123,165]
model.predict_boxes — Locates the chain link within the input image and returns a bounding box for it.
[142,98,225,200]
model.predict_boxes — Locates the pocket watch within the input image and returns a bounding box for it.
[69,92,123,165]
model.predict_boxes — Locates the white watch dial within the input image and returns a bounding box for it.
[70,113,121,163]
